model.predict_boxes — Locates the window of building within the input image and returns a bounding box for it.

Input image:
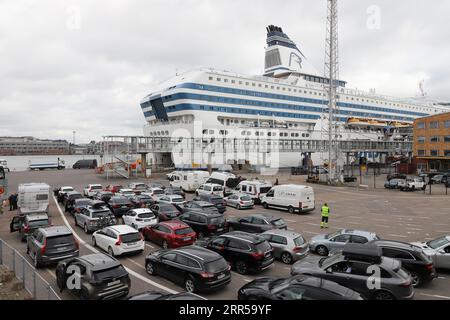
[216,78,221,81]
[430,150,439,157]
[208,76,213,80]
[445,136,450,143]
[417,122,425,129]
[417,150,426,157]
[430,121,439,129]
[444,150,450,157]
[430,136,439,143]
[445,120,450,128]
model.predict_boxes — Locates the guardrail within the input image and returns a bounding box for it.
[0,239,60,300]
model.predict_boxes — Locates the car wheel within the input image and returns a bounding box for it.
[92,237,97,247]
[410,271,422,288]
[162,240,169,249]
[262,202,269,209]
[281,252,293,264]
[184,276,196,293]
[84,224,89,234]
[146,261,155,275]
[316,245,329,256]
[288,206,295,214]
[108,246,115,257]
[373,290,395,300]
[237,204,241,210]
[235,260,248,275]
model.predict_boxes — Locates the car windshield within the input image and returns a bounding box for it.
[153,190,165,195]
[172,198,184,203]
[92,265,128,282]
[160,204,177,212]
[271,219,285,226]
[91,186,103,190]
[325,231,342,239]
[254,241,271,253]
[213,186,223,191]
[138,213,154,219]
[76,199,90,206]
[121,232,141,243]
[175,227,194,235]
[240,195,252,201]
[112,198,129,204]
[28,219,49,228]
[259,187,272,193]
[294,236,305,246]
[209,217,225,225]
[47,234,74,246]
[92,210,110,218]
[204,258,228,273]
[427,237,450,249]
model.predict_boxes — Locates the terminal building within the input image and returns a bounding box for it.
[413,112,450,171]
[0,137,70,155]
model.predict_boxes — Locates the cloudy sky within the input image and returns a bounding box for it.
[1,0,449,143]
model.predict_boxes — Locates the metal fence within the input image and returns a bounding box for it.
[0,239,60,300]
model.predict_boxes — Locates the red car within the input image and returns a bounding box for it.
[105,184,123,194]
[143,221,196,249]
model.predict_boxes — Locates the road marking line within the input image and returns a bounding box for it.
[375,225,391,228]
[284,219,297,223]
[145,244,154,249]
[243,278,252,282]
[438,276,447,279]
[126,258,146,270]
[302,231,320,235]
[419,293,450,300]
[406,228,423,231]
[46,268,57,280]
[52,196,180,295]
[388,234,408,238]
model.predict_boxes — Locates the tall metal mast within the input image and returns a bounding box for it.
[324,0,340,182]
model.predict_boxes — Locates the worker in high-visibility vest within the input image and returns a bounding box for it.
[321,203,330,229]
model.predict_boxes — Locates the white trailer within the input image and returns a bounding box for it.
[18,183,50,214]
[169,171,210,192]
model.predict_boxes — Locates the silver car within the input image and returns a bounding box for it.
[224,193,254,209]
[411,235,450,269]
[309,229,379,256]
[260,229,309,264]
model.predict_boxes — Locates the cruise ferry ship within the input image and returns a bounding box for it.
[140,25,449,168]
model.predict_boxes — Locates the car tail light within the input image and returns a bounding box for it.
[23,224,29,232]
[113,204,120,208]
[251,252,264,260]
[293,246,303,252]
[73,236,79,250]
[299,202,302,209]
[227,264,231,271]
[41,238,47,255]
[240,201,244,205]
[425,263,434,270]
[115,235,123,246]
[200,272,215,279]
[76,208,81,213]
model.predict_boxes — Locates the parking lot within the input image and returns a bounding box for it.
[1,169,449,300]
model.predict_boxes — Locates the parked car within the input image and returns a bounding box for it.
[92,225,144,257]
[370,240,436,287]
[143,220,197,249]
[122,208,158,231]
[177,211,228,239]
[401,177,426,191]
[147,182,166,190]
[94,191,114,203]
[431,174,448,184]
[195,194,227,213]
[291,243,414,300]
[145,246,231,293]
[224,193,254,210]
[27,226,79,268]
[384,179,406,190]
[10,213,51,241]
[164,186,185,199]
[198,231,274,274]
[180,200,220,215]
[150,203,181,221]
[158,194,186,206]
[260,229,309,264]
[228,214,287,234]
[128,291,205,300]
[387,173,407,181]
[144,187,166,202]
[67,198,91,216]
[238,275,363,300]
[309,229,380,256]
[261,184,315,214]
[128,182,148,194]
[73,159,97,169]
[56,253,130,300]
[196,183,224,197]
[411,235,450,269]
[117,189,136,200]
[105,184,123,194]
[129,194,155,208]
[107,196,134,218]
[63,191,83,211]
[75,202,116,233]
[83,184,103,198]
[57,186,74,203]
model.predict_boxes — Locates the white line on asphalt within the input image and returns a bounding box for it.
[375,225,391,228]
[406,228,423,231]
[284,219,297,223]
[438,276,447,280]
[388,234,408,238]
[145,244,154,249]
[52,196,180,295]
[46,268,57,280]
[126,258,146,270]
[243,278,252,282]
[419,293,450,300]
[302,231,320,235]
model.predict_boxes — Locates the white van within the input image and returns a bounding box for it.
[18,183,50,214]
[261,184,315,214]
[234,180,273,204]
[206,172,240,196]
[169,171,210,192]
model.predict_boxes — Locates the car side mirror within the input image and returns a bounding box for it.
[438,249,446,254]
[329,238,335,242]
[326,269,333,274]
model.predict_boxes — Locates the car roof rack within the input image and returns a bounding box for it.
[342,243,382,264]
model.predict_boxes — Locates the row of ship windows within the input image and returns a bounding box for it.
[417,150,450,157]
[207,76,431,112]
[417,136,450,143]
[417,120,450,129]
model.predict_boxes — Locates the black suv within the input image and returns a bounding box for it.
[56,253,130,300]
[95,191,114,203]
[107,196,133,218]
[199,231,274,274]
[66,198,91,216]
[27,226,79,268]
[145,246,231,293]
[370,240,436,287]
[63,191,83,212]
[180,200,220,215]
[228,214,287,233]
[195,194,226,213]
[178,211,228,239]
[130,194,155,208]
[151,203,181,221]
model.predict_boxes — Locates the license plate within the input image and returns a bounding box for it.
[107,280,120,287]
[121,205,127,208]
[217,228,224,232]
[127,242,137,246]
[217,273,225,279]
[56,247,67,251]
[182,237,191,241]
